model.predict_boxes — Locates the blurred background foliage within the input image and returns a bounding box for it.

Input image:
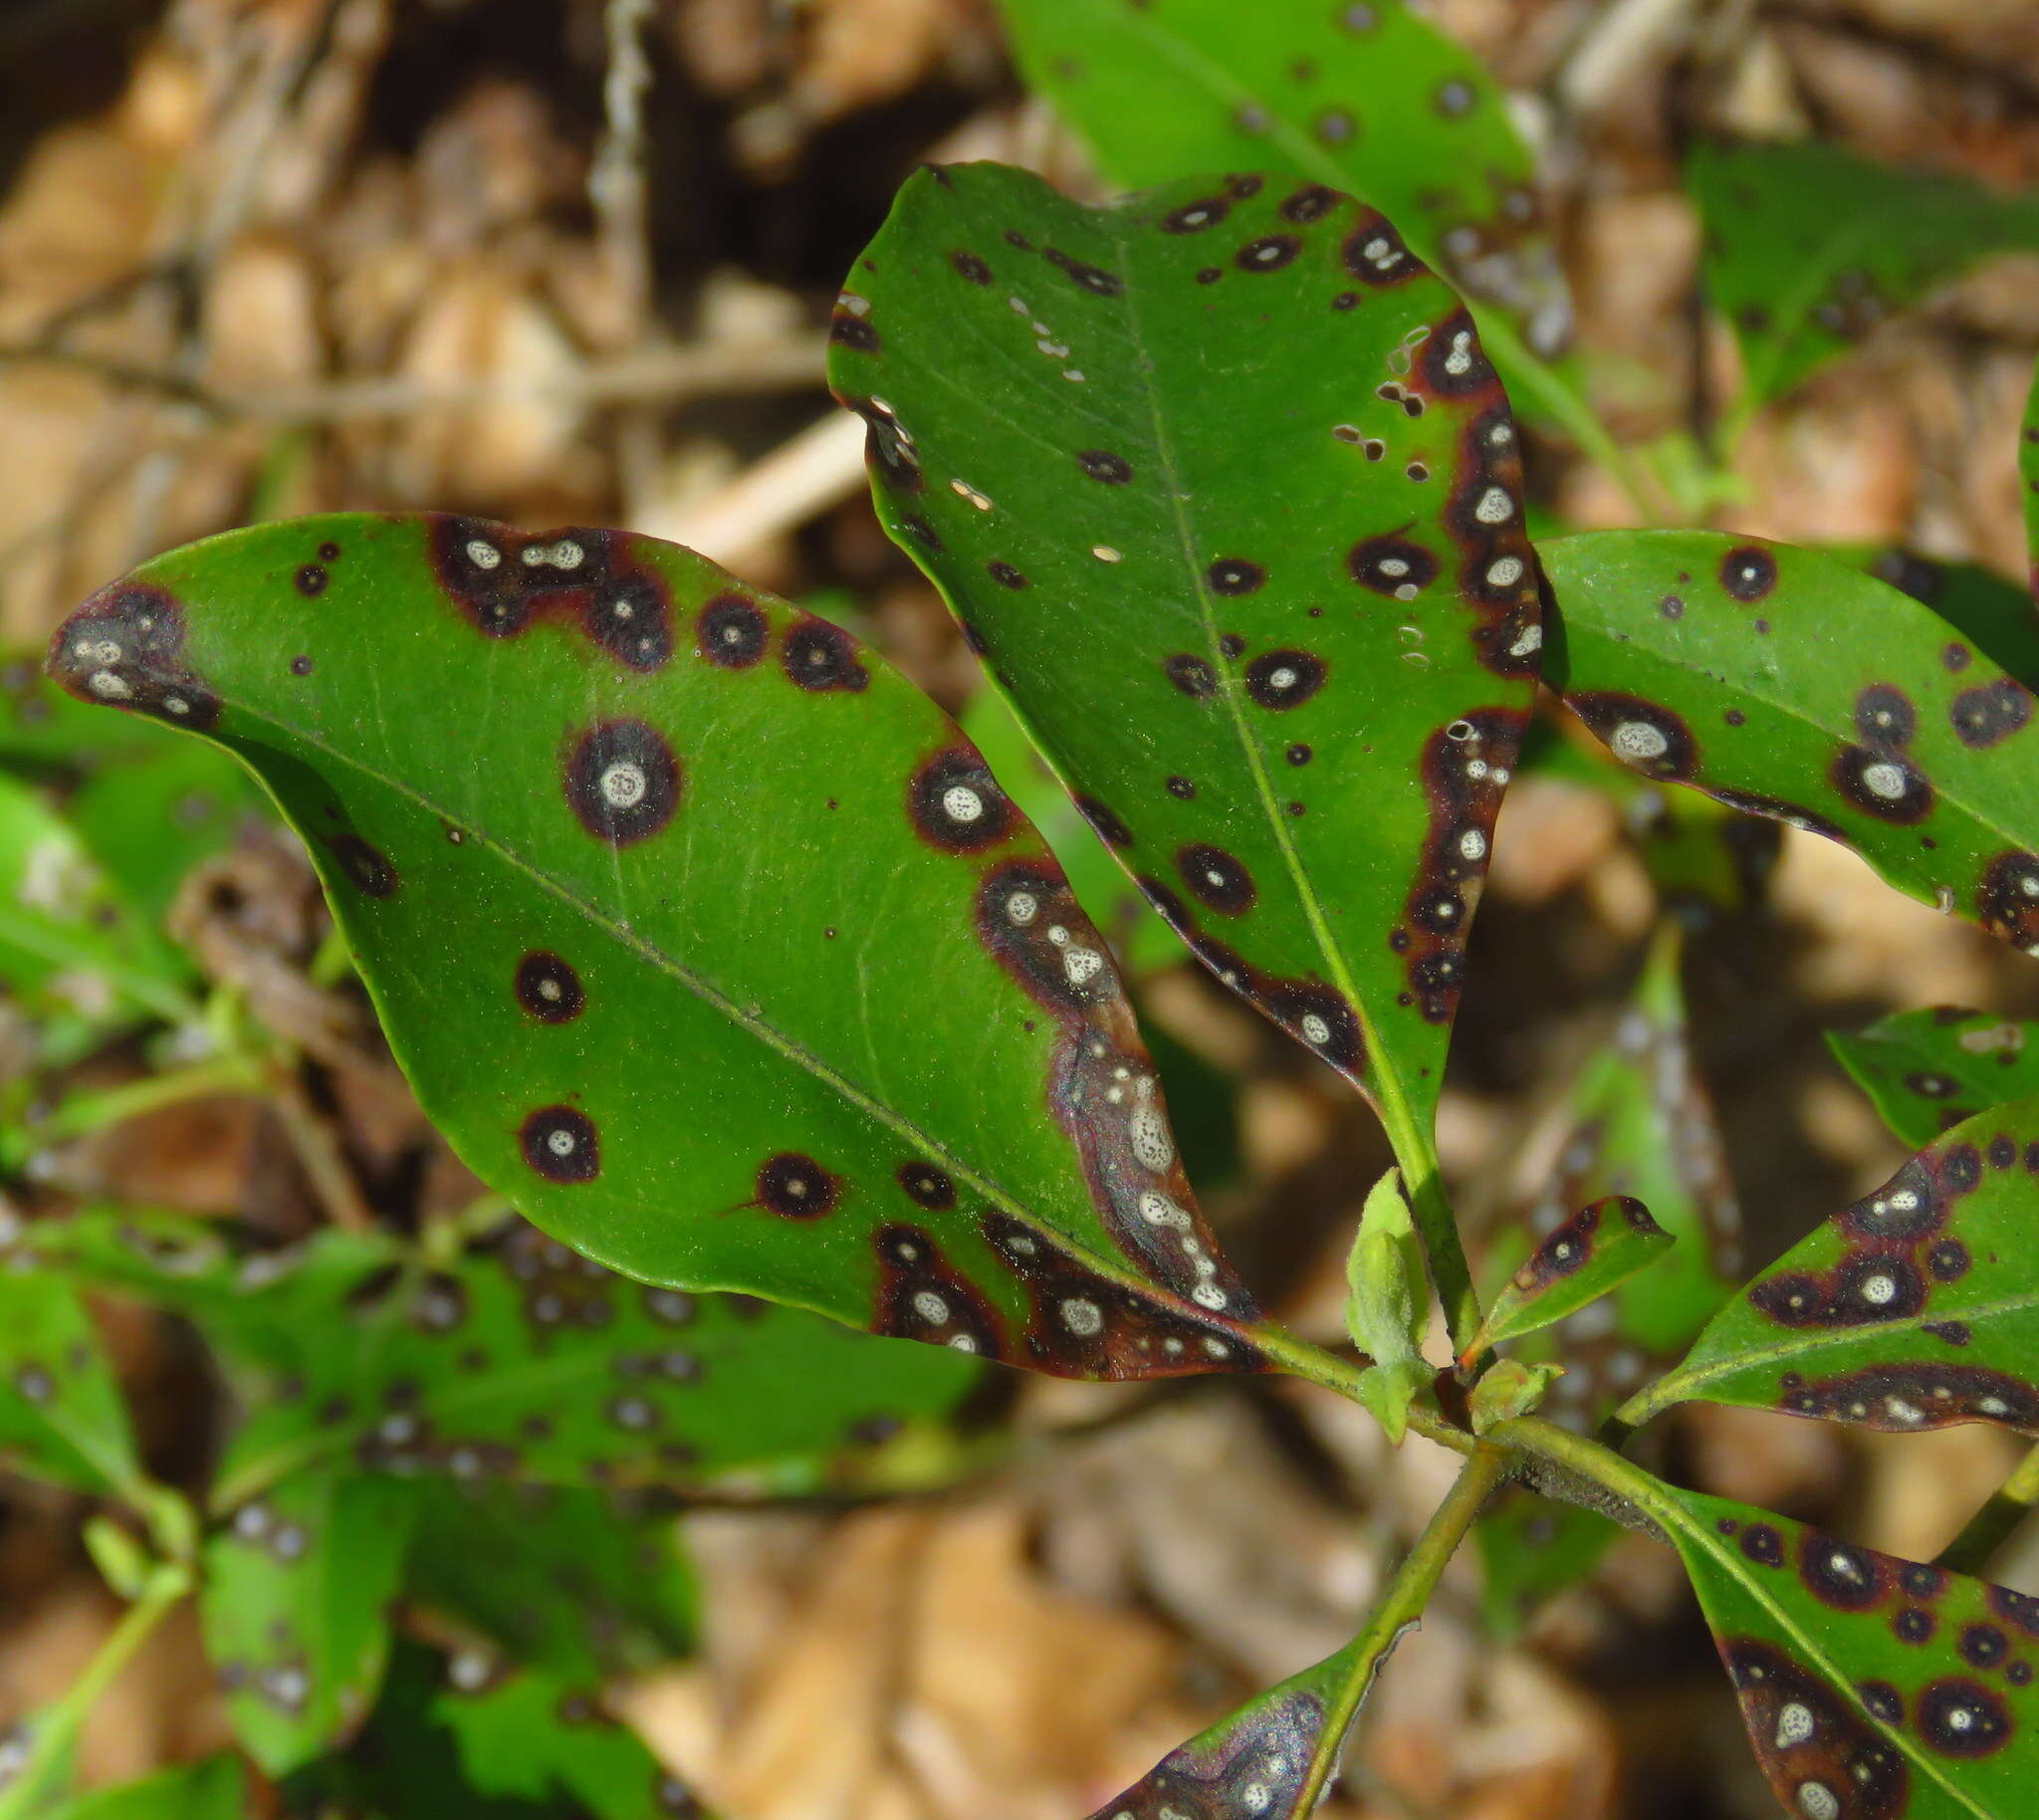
[5,0,2039,1816]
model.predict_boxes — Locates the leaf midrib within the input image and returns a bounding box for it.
[1096,205,1393,1101]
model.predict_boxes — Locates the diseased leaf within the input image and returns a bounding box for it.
[828,164,1539,1214]
[1080,1633,1383,1820]
[1647,1480,2039,1820]
[1626,1100,2039,1439]
[1834,551,2039,687]
[1830,1009,2039,1149]
[48,515,1283,1382]
[41,1755,245,1820]
[45,1209,980,1506]
[1463,1196,1673,1365]
[1475,930,1742,1627]
[1690,135,2039,409]
[0,1257,141,1498]
[203,1464,415,1774]
[993,0,1572,355]
[1541,531,2039,955]
[298,1640,708,1820]
[405,1480,696,1681]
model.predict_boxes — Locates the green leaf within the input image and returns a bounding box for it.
[1626,1099,2039,1438]
[48,515,1280,1382]
[1473,928,1742,1628]
[298,1640,708,1820]
[203,1463,415,1774]
[40,1756,244,1820]
[0,1258,141,1498]
[404,1480,696,1681]
[1830,1008,2039,1150]
[0,653,268,939]
[1645,1479,2039,1820]
[1690,135,2039,410]
[1468,1358,1563,1434]
[828,162,1541,1339]
[1831,550,2039,686]
[1541,530,2039,955]
[993,0,1572,357]
[1464,1195,1673,1363]
[46,1209,981,1506]
[1343,1168,1433,1444]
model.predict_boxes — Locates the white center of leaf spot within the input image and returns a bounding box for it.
[600,762,647,808]
[943,785,984,822]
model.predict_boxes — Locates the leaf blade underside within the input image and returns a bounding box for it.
[1541,530,2039,957]
[48,515,1282,1381]
[829,163,1540,1169]
[1629,1100,2039,1439]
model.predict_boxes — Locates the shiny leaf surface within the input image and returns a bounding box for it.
[1542,531,2039,955]
[49,515,1282,1381]
[1626,1101,2039,1438]
[1690,136,2039,409]
[1831,1009,2039,1150]
[994,0,1571,355]
[829,162,1539,1184]
[202,1464,415,1774]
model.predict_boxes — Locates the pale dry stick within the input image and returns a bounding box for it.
[660,411,871,567]
[0,336,830,425]
[590,0,666,516]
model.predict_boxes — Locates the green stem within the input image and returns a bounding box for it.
[12,1054,262,1156]
[1937,1443,2039,1578]
[1293,1443,1509,1811]
[0,1574,188,1819]
[1255,1325,1474,1457]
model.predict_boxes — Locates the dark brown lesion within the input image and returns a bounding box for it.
[1080,1686,1327,1820]
[424,516,676,672]
[870,1224,1006,1360]
[983,1214,1265,1380]
[1720,1637,1909,1820]
[47,581,222,731]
